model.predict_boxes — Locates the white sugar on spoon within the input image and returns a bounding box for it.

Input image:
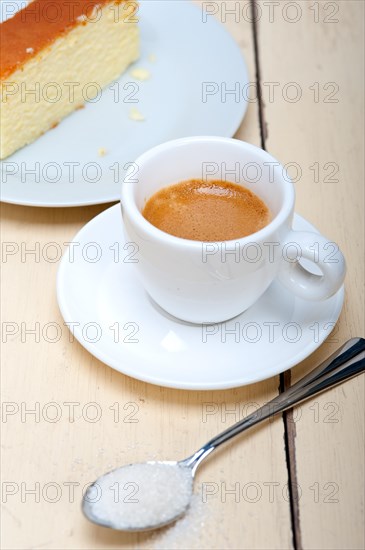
[83,461,193,531]
[82,339,365,532]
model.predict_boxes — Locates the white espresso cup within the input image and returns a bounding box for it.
[121,137,346,324]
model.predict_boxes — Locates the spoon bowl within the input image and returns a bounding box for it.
[82,460,194,531]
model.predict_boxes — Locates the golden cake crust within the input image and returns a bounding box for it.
[0,0,133,80]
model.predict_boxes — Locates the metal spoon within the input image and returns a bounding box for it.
[82,337,365,531]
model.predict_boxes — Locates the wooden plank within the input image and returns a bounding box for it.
[0,6,293,550]
[256,1,364,548]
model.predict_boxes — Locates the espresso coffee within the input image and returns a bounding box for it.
[142,179,270,241]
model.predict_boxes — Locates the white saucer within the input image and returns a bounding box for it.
[0,1,248,207]
[57,205,344,390]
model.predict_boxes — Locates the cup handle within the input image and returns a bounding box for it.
[277,231,346,300]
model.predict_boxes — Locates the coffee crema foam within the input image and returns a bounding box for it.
[142,179,270,242]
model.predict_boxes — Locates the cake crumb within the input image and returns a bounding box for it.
[148,53,157,63]
[98,147,107,157]
[129,107,145,121]
[26,47,34,54]
[130,67,151,81]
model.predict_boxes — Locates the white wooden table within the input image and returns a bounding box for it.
[1,1,364,548]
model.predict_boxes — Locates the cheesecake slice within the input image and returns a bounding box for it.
[0,0,139,159]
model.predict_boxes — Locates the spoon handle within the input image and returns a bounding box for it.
[187,338,365,471]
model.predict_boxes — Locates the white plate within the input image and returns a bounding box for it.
[57,205,344,390]
[0,0,248,207]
